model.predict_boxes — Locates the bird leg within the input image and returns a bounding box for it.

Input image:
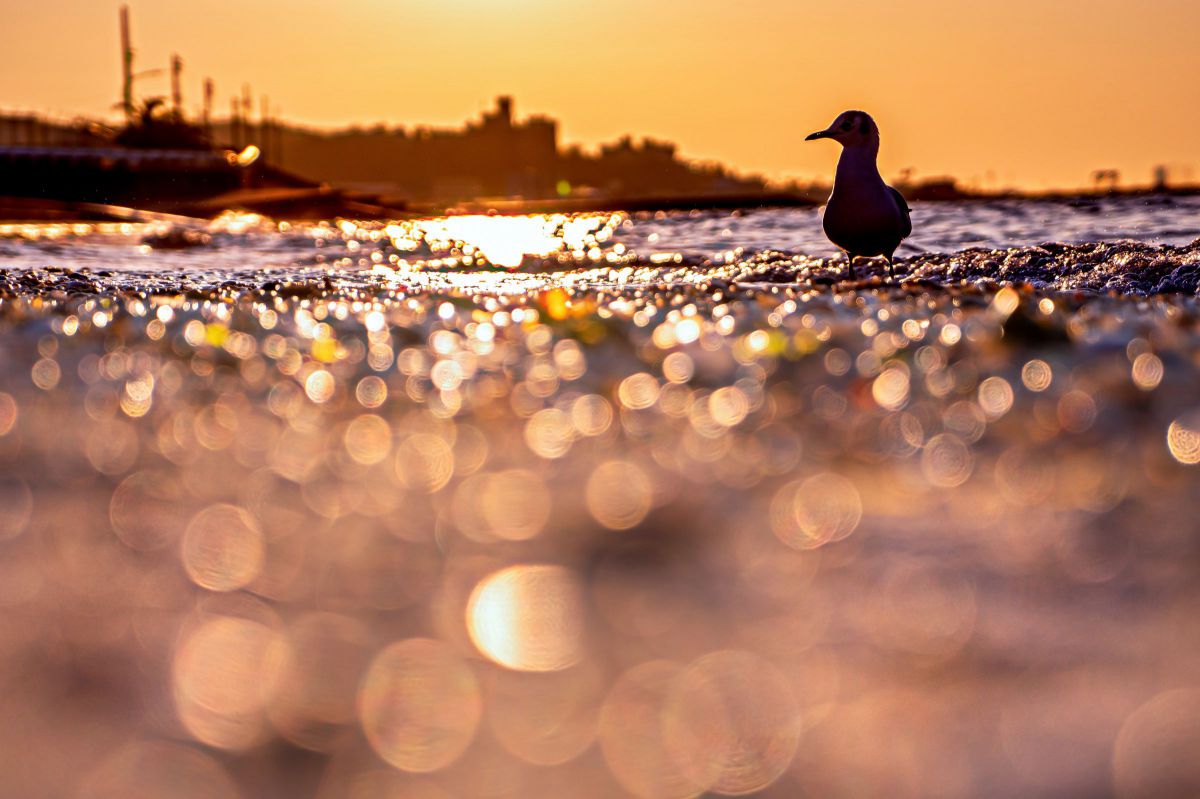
[845,255,856,281]
[886,255,895,279]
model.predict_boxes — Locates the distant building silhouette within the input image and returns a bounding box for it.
[0,9,783,213]
[1153,165,1169,192]
[1092,169,1120,192]
[0,113,107,147]
[216,97,772,203]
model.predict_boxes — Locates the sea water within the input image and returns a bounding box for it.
[0,195,1198,798]
[0,193,1198,294]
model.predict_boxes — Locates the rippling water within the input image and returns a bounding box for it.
[0,196,1199,798]
[1,194,1198,292]
[626,194,1200,259]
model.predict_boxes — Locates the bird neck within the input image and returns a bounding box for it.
[835,143,883,187]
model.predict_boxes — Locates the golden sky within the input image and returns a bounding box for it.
[2,0,1198,189]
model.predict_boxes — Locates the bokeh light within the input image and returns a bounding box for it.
[663,650,801,795]
[586,460,653,530]
[173,614,285,750]
[467,565,587,672]
[181,504,266,592]
[358,638,482,773]
[771,473,862,550]
[1166,412,1200,465]
[0,214,1196,797]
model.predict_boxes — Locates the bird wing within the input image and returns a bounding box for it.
[888,186,913,240]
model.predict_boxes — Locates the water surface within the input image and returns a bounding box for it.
[1,194,1198,296]
[0,196,1198,798]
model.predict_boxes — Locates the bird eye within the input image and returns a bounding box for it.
[859,119,870,136]
[840,119,854,131]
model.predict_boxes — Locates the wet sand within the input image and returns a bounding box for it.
[0,230,1199,797]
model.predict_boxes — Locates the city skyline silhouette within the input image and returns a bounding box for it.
[2,0,1197,190]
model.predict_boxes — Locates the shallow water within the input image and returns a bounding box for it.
[0,199,1199,798]
[625,194,1200,259]
[1,194,1198,295]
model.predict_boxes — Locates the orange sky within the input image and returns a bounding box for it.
[2,0,1198,189]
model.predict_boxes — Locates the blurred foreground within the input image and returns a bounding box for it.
[0,220,1199,798]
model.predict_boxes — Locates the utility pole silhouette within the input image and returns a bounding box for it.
[203,79,214,139]
[120,6,134,123]
[171,55,183,118]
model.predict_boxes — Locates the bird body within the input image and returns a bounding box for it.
[806,110,911,278]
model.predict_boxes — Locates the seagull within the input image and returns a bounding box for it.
[806,110,911,280]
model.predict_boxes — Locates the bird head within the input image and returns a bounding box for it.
[806,110,879,150]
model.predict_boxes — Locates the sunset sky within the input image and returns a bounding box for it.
[2,0,1198,189]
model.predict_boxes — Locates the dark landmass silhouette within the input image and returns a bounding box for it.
[0,95,807,216]
[0,97,1195,221]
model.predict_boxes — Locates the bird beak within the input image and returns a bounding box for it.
[805,129,834,141]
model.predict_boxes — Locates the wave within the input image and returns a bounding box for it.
[738,239,1200,295]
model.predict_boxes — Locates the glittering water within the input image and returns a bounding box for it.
[0,198,1199,798]
[1,194,1199,292]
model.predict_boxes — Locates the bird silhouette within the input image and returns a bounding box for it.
[806,110,911,280]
